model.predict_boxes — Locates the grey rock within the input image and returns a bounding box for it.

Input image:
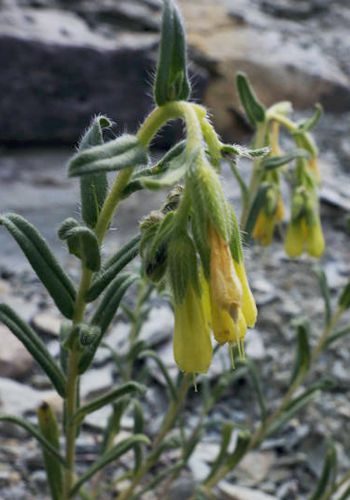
[0,6,206,145]
[0,8,156,144]
[245,329,266,361]
[217,481,276,500]
[76,0,161,32]
[167,476,196,500]
[80,366,113,399]
[32,311,61,337]
[236,451,276,486]
[0,324,33,378]
[0,377,59,415]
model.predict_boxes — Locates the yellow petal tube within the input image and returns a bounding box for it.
[173,286,213,374]
[234,261,257,328]
[210,296,235,345]
[275,197,285,221]
[252,211,275,246]
[284,221,304,257]
[306,219,325,258]
[210,292,247,356]
[209,226,242,320]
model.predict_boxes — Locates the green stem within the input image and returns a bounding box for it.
[63,267,92,499]
[117,374,191,500]
[240,122,268,229]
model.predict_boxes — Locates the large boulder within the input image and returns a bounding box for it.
[0,7,160,144]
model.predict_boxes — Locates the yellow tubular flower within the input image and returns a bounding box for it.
[234,261,257,328]
[208,225,242,321]
[210,289,247,357]
[199,270,212,327]
[173,285,212,374]
[275,197,285,221]
[284,220,305,257]
[253,211,275,246]
[306,219,325,258]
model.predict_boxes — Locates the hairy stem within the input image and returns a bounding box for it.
[63,267,92,499]
[240,122,268,229]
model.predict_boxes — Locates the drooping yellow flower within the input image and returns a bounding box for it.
[284,220,305,257]
[305,218,325,258]
[208,225,242,321]
[210,294,247,345]
[207,223,256,360]
[233,261,257,328]
[173,285,212,374]
[253,211,275,246]
[284,217,324,258]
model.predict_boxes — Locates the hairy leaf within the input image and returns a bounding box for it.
[0,213,76,318]
[0,304,66,397]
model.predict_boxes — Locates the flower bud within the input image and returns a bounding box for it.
[140,211,173,283]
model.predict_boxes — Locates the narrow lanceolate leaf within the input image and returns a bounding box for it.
[267,379,334,437]
[138,160,187,190]
[69,435,150,498]
[314,267,332,326]
[0,304,66,397]
[236,72,266,126]
[262,149,310,171]
[243,182,270,240]
[73,382,145,425]
[79,115,111,227]
[298,103,323,133]
[58,220,101,272]
[139,350,177,401]
[91,273,138,334]
[221,144,270,160]
[325,325,350,347]
[245,359,267,421]
[309,441,337,500]
[68,134,148,177]
[78,273,138,373]
[0,213,76,319]
[226,430,251,469]
[0,415,66,466]
[122,141,186,198]
[37,402,64,500]
[133,401,144,472]
[100,399,130,454]
[86,235,140,302]
[154,0,191,105]
[290,319,311,384]
[205,423,234,482]
[339,281,350,311]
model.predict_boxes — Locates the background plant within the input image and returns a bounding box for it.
[0,1,349,499]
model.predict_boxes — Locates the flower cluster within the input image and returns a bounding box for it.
[141,156,257,375]
[243,89,325,259]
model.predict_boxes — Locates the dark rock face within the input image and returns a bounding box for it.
[0,9,159,144]
[0,6,206,145]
